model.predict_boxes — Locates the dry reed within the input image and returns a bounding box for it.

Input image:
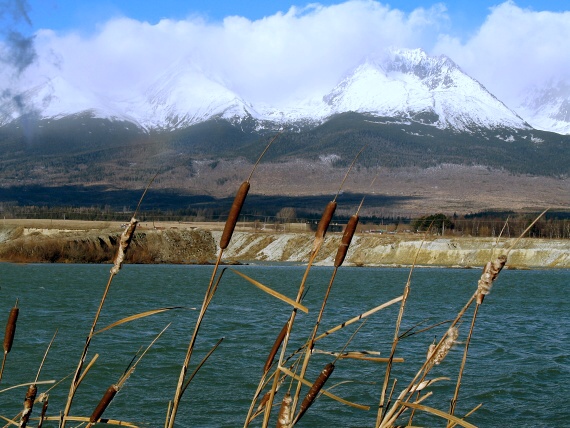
[168,134,279,428]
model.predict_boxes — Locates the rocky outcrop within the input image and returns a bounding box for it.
[217,231,570,269]
[0,226,217,264]
[1,226,568,268]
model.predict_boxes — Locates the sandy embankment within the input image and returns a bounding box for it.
[0,220,568,268]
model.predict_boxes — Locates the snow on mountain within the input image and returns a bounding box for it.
[515,82,570,135]
[120,63,260,130]
[0,48,542,133]
[319,49,530,131]
[0,76,139,126]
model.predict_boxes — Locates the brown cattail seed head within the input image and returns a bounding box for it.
[256,391,271,413]
[110,217,138,275]
[263,321,288,374]
[334,214,359,267]
[312,201,337,254]
[477,255,507,304]
[220,181,250,250]
[295,362,335,424]
[4,306,19,354]
[90,384,119,423]
[316,201,337,240]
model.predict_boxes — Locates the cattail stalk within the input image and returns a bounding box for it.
[378,293,477,428]
[291,210,361,415]
[259,148,365,427]
[259,202,336,427]
[170,135,278,428]
[376,235,426,426]
[1,299,19,383]
[62,215,139,427]
[60,175,156,428]
[448,304,480,427]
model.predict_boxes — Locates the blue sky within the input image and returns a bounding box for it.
[2,1,570,109]
[24,0,570,38]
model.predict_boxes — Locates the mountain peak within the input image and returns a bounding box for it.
[320,48,529,131]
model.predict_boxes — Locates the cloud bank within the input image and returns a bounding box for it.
[3,1,570,110]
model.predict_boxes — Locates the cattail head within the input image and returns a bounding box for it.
[37,394,49,428]
[276,392,293,428]
[312,201,337,254]
[477,255,507,304]
[220,181,250,250]
[334,214,359,267]
[294,362,335,424]
[256,391,271,414]
[263,321,288,374]
[427,327,459,370]
[110,217,138,275]
[90,384,119,423]
[4,303,19,354]
[426,341,436,363]
[20,383,38,428]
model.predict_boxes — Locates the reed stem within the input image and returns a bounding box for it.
[448,303,480,426]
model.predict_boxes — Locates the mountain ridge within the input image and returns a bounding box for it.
[2,48,566,135]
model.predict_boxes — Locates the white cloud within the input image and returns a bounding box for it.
[16,1,448,106]
[6,0,570,111]
[434,1,570,106]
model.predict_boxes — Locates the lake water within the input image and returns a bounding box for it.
[0,263,568,427]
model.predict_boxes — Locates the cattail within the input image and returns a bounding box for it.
[293,362,335,424]
[426,341,436,363]
[89,384,119,424]
[315,202,337,241]
[276,392,292,428]
[256,391,271,413]
[37,394,49,428]
[477,255,507,304]
[19,384,37,428]
[220,181,250,250]
[4,303,19,354]
[427,327,459,370]
[110,217,138,275]
[264,321,289,374]
[334,214,359,268]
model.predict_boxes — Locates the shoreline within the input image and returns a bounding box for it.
[1,219,568,268]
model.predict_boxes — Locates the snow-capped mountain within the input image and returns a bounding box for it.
[516,82,570,135]
[119,63,262,130]
[0,48,555,134]
[319,49,529,131]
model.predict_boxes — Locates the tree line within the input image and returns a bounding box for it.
[1,204,569,239]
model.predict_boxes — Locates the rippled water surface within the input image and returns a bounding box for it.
[1,263,568,427]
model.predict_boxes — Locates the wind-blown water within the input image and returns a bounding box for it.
[1,263,568,427]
